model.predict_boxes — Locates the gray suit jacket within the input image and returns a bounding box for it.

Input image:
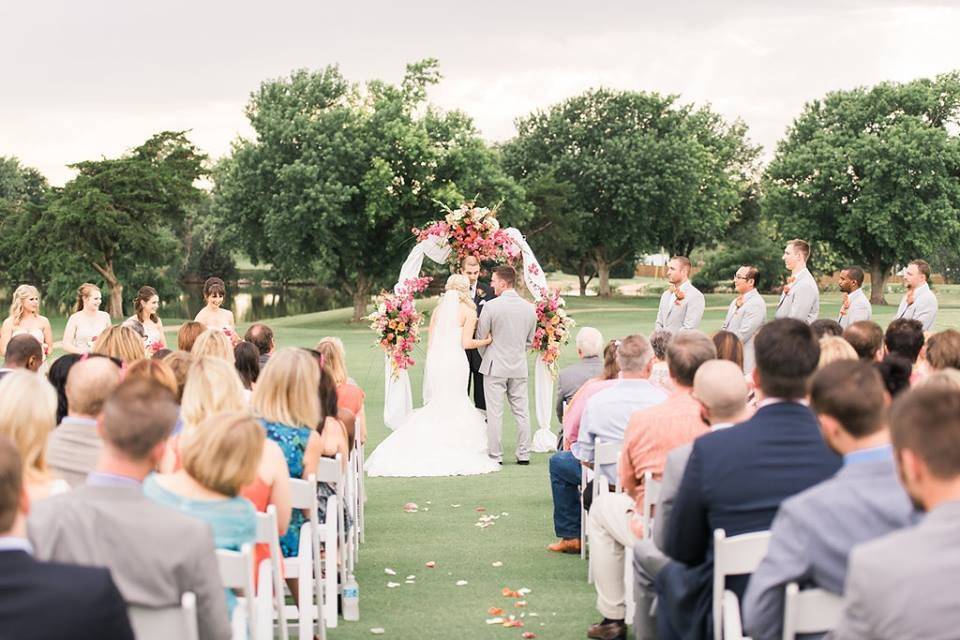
[46,418,103,488]
[476,289,537,379]
[652,442,691,553]
[894,283,938,331]
[829,500,960,640]
[837,288,871,329]
[742,455,916,640]
[655,281,705,333]
[721,289,767,374]
[556,356,602,420]
[29,484,232,640]
[775,268,820,323]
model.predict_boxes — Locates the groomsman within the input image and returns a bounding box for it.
[775,239,819,323]
[462,256,495,411]
[721,265,767,374]
[894,259,938,331]
[654,256,705,333]
[838,266,872,329]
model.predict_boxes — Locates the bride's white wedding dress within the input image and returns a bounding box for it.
[365,291,501,477]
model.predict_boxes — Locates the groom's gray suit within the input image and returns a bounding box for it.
[476,288,538,462]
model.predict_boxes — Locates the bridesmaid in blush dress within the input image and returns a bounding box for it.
[61,283,111,354]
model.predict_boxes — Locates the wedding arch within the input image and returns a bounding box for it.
[374,203,571,453]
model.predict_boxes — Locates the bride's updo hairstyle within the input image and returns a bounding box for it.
[445,274,475,309]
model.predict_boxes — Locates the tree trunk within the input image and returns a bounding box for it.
[869,261,888,305]
[577,273,588,297]
[596,256,612,297]
[92,260,124,319]
[350,277,371,323]
[576,257,596,296]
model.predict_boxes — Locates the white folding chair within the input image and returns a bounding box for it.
[580,464,593,563]
[587,440,623,584]
[723,590,749,640]
[255,505,290,640]
[345,444,361,568]
[712,529,771,640]
[216,545,258,640]
[781,583,843,640]
[316,454,349,589]
[641,471,661,536]
[128,592,199,640]
[356,439,366,544]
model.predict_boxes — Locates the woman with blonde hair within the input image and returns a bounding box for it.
[0,371,69,500]
[316,336,367,444]
[124,359,178,396]
[191,328,235,365]
[818,336,858,369]
[0,284,53,360]
[92,325,146,363]
[61,283,112,354]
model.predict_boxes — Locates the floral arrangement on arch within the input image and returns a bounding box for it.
[367,276,433,377]
[532,288,575,372]
[413,202,521,269]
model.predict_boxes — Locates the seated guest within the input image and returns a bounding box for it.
[47,353,83,422]
[649,330,673,389]
[0,333,44,379]
[562,340,621,449]
[885,318,924,365]
[556,327,604,421]
[818,335,858,369]
[191,328,235,364]
[743,361,915,639]
[811,319,843,339]
[178,320,206,352]
[712,330,743,371]
[28,379,230,640]
[0,371,69,501]
[842,320,885,362]
[925,329,960,371]
[918,368,960,391]
[875,355,913,399]
[308,351,351,530]
[830,386,960,638]
[547,335,667,554]
[0,437,134,640]
[245,322,275,368]
[162,350,193,402]
[586,331,716,640]
[234,340,260,397]
[657,319,841,640]
[124,358,178,396]
[92,325,146,362]
[46,357,122,487]
[152,347,173,360]
[316,337,367,445]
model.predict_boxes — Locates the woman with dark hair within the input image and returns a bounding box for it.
[194,277,235,330]
[124,286,166,350]
[47,353,83,424]
[876,354,913,399]
[234,341,260,396]
[713,330,744,371]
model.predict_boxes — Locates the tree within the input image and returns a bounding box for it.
[214,60,529,321]
[0,157,53,288]
[764,72,960,304]
[503,89,757,296]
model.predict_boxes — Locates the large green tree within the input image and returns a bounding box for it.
[764,72,960,304]
[503,89,757,296]
[0,157,53,288]
[214,60,528,321]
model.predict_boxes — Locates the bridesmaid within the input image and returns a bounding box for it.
[0,285,53,358]
[125,286,167,350]
[61,283,112,354]
[194,277,235,330]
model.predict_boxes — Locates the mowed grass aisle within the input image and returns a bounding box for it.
[258,292,959,639]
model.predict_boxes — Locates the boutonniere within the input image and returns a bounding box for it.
[782,276,796,295]
[839,293,850,317]
[735,295,745,309]
[477,288,486,298]
[672,285,685,305]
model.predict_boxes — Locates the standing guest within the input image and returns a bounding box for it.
[61,283,112,354]
[842,320,885,362]
[818,336,858,369]
[92,325,147,362]
[712,331,744,371]
[192,328,235,364]
[655,256,705,333]
[234,341,261,395]
[0,371,69,501]
[649,331,673,389]
[461,255,495,412]
[245,322,275,368]
[28,379,232,640]
[924,329,960,371]
[556,327,604,421]
[585,332,716,640]
[194,277,235,330]
[893,259,938,330]
[657,319,841,640]
[830,386,960,639]
[775,239,820,323]
[178,320,206,353]
[561,340,621,450]
[0,284,53,362]
[1,333,44,380]
[124,285,167,350]
[124,359,178,397]
[46,357,122,487]
[0,437,135,640]
[547,335,667,554]
[837,267,872,329]
[811,319,843,339]
[743,361,915,640]
[721,265,767,374]
[316,336,367,445]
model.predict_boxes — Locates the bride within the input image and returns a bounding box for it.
[365,274,501,477]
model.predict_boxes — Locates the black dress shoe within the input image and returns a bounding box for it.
[587,619,627,640]
[516,459,530,465]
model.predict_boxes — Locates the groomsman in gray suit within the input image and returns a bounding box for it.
[654,256,705,333]
[743,361,915,640]
[830,385,960,640]
[721,265,767,374]
[775,239,820,323]
[477,265,538,464]
[837,267,872,329]
[893,259,938,331]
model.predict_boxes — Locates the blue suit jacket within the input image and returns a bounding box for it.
[657,402,842,640]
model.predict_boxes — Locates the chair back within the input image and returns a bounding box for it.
[128,592,199,640]
[712,529,771,640]
[722,590,747,640]
[593,440,623,496]
[641,471,661,535]
[255,505,289,640]
[217,544,257,638]
[781,583,843,640]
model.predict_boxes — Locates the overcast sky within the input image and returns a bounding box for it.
[2,0,959,185]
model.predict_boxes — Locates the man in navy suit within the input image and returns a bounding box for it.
[657,319,842,640]
[0,435,134,640]
[462,255,496,411]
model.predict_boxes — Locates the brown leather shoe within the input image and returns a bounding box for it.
[546,538,581,554]
[587,619,627,640]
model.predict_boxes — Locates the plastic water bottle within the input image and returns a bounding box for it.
[342,574,360,621]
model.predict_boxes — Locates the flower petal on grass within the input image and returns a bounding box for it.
[384,568,397,576]
[425,561,436,568]
[485,617,505,625]
[492,561,503,567]
[386,582,400,588]
[522,632,538,638]
[370,628,386,635]
[475,506,486,512]
[487,607,505,616]
[456,580,469,586]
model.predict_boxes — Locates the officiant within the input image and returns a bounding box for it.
[461,256,495,412]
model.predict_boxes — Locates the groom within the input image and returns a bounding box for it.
[461,256,495,412]
[476,265,538,464]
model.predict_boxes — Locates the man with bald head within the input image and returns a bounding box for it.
[46,357,122,487]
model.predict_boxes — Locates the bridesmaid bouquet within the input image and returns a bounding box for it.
[413,202,520,269]
[531,288,575,373]
[144,337,163,356]
[368,277,433,377]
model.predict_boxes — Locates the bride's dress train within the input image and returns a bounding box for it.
[365,291,500,478]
